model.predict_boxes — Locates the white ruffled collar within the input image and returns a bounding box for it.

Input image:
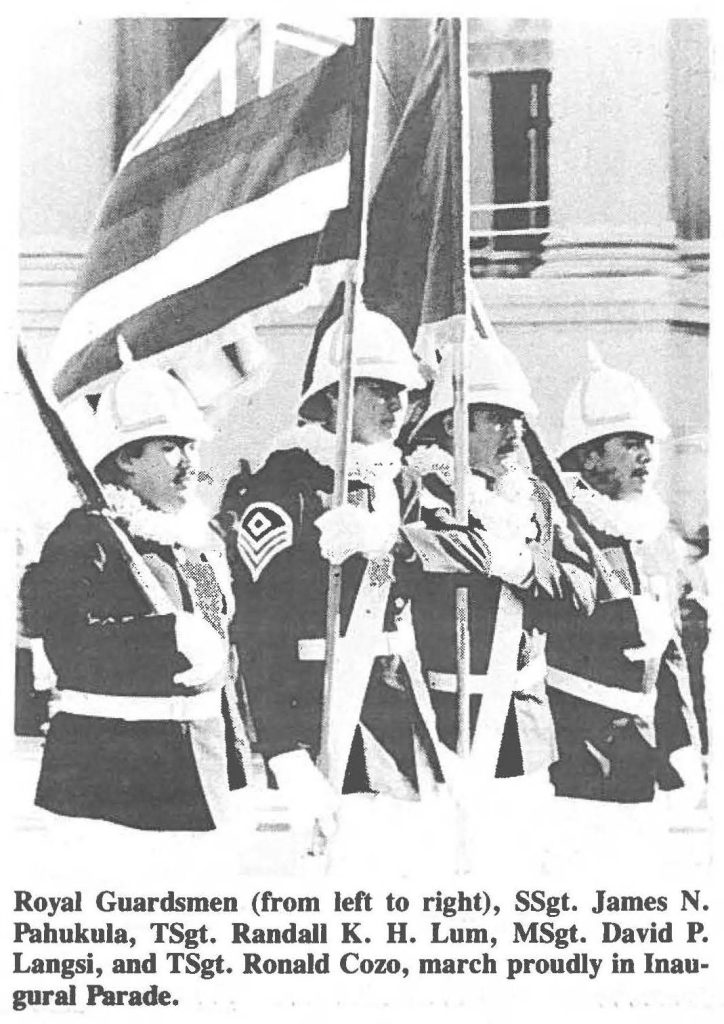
[274,423,402,488]
[103,485,216,550]
[407,444,538,541]
[567,475,669,543]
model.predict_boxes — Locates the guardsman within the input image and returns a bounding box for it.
[23,356,247,830]
[404,336,596,792]
[547,347,701,802]
[221,308,445,828]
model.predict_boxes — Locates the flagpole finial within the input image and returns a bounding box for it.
[117,334,134,367]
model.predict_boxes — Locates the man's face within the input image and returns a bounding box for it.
[466,404,525,479]
[118,437,200,511]
[582,432,655,499]
[330,378,407,445]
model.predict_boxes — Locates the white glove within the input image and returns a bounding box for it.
[174,612,228,687]
[269,750,340,847]
[316,506,397,564]
[623,594,673,662]
[486,533,534,586]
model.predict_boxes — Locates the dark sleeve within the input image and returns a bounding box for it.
[402,507,496,576]
[403,480,596,618]
[399,472,497,576]
[225,477,316,759]
[29,512,181,696]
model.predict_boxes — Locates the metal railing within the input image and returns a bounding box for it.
[470,199,551,276]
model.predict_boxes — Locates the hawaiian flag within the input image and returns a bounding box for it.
[51,34,370,402]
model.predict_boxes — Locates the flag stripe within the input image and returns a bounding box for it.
[80,44,355,294]
[54,232,328,400]
[53,157,349,377]
[52,38,364,400]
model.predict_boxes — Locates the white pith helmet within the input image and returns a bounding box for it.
[299,307,426,418]
[414,331,537,435]
[86,337,212,468]
[559,344,669,459]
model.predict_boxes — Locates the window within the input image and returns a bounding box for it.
[470,69,551,278]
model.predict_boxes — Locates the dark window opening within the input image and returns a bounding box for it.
[471,69,551,278]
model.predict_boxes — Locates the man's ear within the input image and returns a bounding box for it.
[324,389,340,432]
[441,411,454,439]
[582,447,600,473]
[114,449,135,474]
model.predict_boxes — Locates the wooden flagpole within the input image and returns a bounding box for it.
[318,20,377,783]
[447,18,473,759]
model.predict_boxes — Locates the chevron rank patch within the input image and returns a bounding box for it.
[236,502,294,582]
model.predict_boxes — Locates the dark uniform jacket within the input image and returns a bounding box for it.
[404,453,596,778]
[220,432,443,797]
[547,478,699,802]
[23,499,247,831]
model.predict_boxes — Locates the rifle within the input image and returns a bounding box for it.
[17,340,174,614]
[20,340,257,780]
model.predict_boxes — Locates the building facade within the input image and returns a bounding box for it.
[18,18,710,557]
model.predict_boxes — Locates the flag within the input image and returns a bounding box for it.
[302,24,468,396]
[304,22,487,396]
[52,35,370,402]
[362,22,469,369]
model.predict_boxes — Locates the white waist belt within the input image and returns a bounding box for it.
[428,654,546,696]
[547,667,656,718]
[298,634,405,661]
[53,688,221,722]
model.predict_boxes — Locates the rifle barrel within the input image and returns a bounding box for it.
[17,341,106,510]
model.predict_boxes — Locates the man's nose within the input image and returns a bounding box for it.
[180,444,197,468]
[638,440,653,463]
